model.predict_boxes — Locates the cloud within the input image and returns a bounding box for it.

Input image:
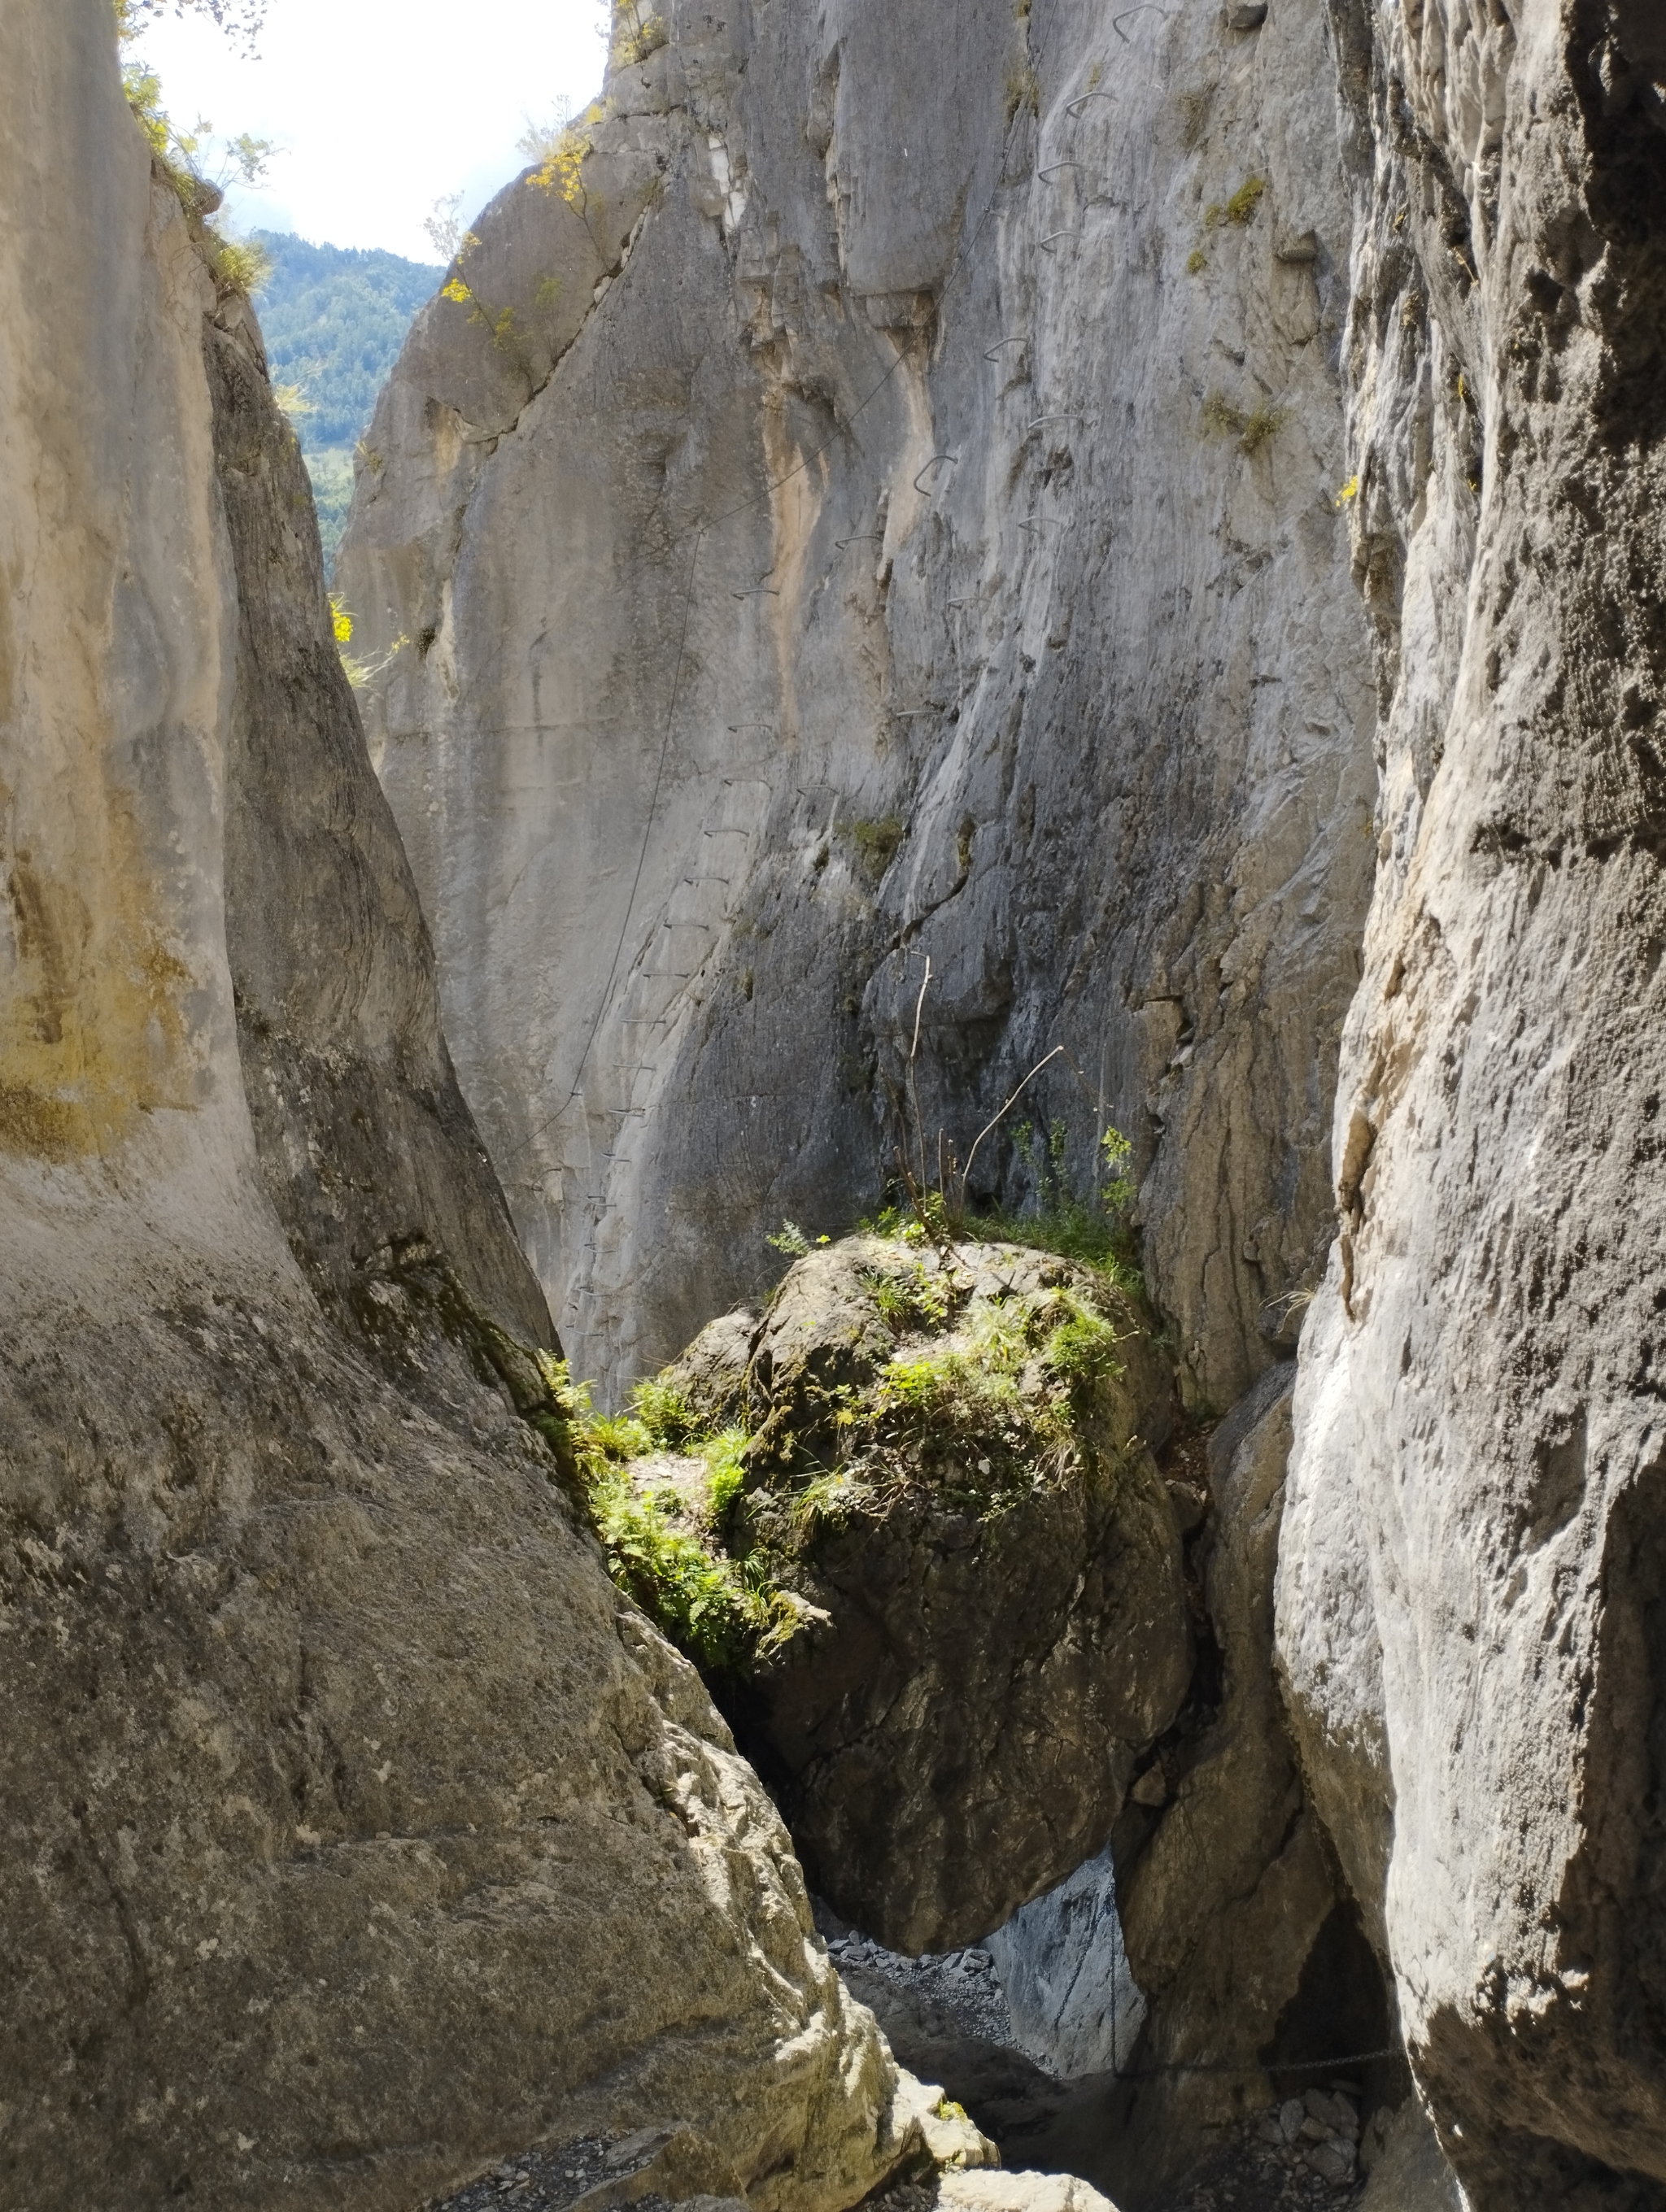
[137,0,608,261]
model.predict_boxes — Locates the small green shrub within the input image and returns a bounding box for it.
[1202,393,1287,457]
[864,1257,955,1335]
[845,816,905,873]
[209,233,271,298]
[873,1297,1045,1450]
[1186,248,1208,276]
[1206,176,1266,229]
[630,1375,705,1448]
[791,1468,873,1538]
[1238,402,1288,455]
[703,1428,749,1517]
[550,1361,794,1673]
[1005,61,1041,125]
[586,1465,795,1672]
[1043,1304,1123,1387]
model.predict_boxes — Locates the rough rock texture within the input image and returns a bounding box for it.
[984,1848,1146,2082]
[1276,1,1666,2204]
[661,1238,1193,1952]
[1110,1370,1341,2188]
[997,1369,1398,2208]
[1354,2099,1464,2212]
[0,7,931,2205]
[340,0,1377,1409]
[823,1932,1068,2149]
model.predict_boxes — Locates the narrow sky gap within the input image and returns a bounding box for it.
[137,0,608,260]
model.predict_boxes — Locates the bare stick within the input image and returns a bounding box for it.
[957,1044,1066,1211]
[910,959,932,1060]
[908,960,932,1198]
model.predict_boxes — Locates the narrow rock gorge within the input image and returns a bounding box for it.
[7,0,1666,2205]
[0,4,981,2205]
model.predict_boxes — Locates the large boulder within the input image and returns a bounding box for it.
[597,1236,1192,1953]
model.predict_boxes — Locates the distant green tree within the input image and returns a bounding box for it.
[251,233,442,573]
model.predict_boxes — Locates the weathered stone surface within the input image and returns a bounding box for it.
[937,2175,1119,2212]
[984,1848,1145,2083]
[340,0,1376,1413]
[1000,1368,1362,2207]
[1277,0,1666,2201]
[1355,2097,1463,2212]
[1114,1365,1339,2163]
[0,7,928,2205]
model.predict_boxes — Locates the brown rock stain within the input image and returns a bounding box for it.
[0,784,198,1158]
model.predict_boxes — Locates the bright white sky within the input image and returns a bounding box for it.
[137,0,608,263]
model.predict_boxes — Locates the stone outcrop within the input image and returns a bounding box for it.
[602,1236,1192,1953]
[1276,0,1666,2205]
[340,0,1377,1411]
[1106,1369,1343,2191]
[0,7,950,2205]
[984,1848,1145,2083]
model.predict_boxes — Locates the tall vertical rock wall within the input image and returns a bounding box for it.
[1278,1,1666,2204]
[341,0,1376,1409]
[0,6,923,2205]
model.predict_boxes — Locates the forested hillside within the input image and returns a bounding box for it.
[251,230,440,568]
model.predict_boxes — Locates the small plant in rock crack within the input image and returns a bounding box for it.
[768,1219,831,1258]
[1205,175,1266,228]
[844,816,905,874]
[1202,391,1288,457]
[864,1257,956,1336]
[1005,60,1041,125]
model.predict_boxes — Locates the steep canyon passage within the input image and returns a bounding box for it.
[3,1,1666,2209]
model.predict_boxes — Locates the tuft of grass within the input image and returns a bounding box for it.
[1205,176,1266,229]
[864,1257,956,1335]
[208,233,270,298]
[1186,248,1208,276]
[1238,402,1288,455]
[845,816,905,874]
[1202,393,1287,457]
[964,1203,1145,1298]
[866,1284,1127,1515]
[1005,61,1041,125]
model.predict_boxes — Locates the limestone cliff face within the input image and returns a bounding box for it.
[341,0,1376,1409]
[0,6,920,2205]
[1277,2,1666,2204]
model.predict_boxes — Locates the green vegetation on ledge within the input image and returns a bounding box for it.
[560,1223,1161,1683]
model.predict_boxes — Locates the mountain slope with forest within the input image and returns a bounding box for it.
[251,229,440,566]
